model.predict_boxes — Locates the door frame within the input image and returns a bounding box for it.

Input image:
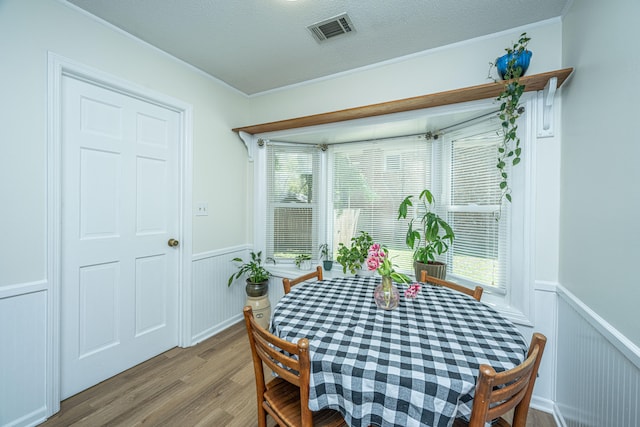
[47,52,193,415]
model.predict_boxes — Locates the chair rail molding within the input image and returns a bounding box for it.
[557,284,640,367]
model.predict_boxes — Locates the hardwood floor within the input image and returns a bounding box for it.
[41,322,555,427]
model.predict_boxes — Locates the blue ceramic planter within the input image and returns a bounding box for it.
[496,50,532,80]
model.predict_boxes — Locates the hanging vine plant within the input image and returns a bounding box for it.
[491,32,531,202]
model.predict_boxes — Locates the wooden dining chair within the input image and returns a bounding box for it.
[243,306,346,427]
[283,266,323,295]
[453,332,547,427]
[420,270,483,301]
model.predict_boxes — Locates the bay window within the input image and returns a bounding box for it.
[259,109,523,298]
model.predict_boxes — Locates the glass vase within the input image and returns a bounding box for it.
[374,276,400,310]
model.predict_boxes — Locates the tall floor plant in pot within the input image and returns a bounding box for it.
[227,251,275,329]
[227,251,274,297]
[398,189,454,280]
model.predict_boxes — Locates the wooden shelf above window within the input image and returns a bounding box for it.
[232,68,573,135]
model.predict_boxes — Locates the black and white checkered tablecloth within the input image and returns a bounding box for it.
[271,276,527,427]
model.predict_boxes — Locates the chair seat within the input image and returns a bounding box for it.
[264,377,346,427]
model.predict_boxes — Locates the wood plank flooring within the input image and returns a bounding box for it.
[41,321,556,427]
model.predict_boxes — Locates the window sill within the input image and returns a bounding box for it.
[267,264,349,280]
[482,294,533,327]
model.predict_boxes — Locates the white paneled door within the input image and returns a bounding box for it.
[61,76,180,399]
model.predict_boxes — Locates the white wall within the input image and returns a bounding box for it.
[560,0,640,347]
[0,0,251,425]
[246,20,562,126]
[554,1,640,425]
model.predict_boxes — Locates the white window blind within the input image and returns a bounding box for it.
[330,138,431,272]
[265,144,321,261]
[443,123,510,292]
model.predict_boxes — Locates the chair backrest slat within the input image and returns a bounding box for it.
[420,270,483,301]
[485,387,528,421]
[252,330,301,380]
[489,376,529,404]
[254,345,301,386]
[251,316,299,354]
[283,266,323,295]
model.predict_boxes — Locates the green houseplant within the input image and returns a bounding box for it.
[294,253,312,270]
[227,251,274,297]
[318,243,333,271]
[491,32,532,202]
[336,231,374,275]
[398,189,454,280]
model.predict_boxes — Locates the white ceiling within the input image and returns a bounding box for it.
[65,0,570,96]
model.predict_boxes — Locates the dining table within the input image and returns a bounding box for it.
[270,275,528,427]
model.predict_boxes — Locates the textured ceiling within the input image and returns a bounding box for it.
[66,0,569,95]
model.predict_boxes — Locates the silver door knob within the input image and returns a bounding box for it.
[168,238,179,247]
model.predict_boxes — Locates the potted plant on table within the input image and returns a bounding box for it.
[336,230,374,275]
[227,251,274,297]
[318,243,333,271]
[397,189,454,280]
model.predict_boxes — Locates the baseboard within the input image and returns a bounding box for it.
[6,406,47,427]
[552,402,567,427]
[190,313,243,345]
[530,396,555,414]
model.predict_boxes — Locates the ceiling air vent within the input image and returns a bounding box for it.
[307,13,355,43]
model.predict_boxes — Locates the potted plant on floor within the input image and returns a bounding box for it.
[398,189,454,280]
[227,251,274,297]
[319,243,333,271]
[336,230,374,275]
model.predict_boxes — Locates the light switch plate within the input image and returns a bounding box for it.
[196,202,209,216]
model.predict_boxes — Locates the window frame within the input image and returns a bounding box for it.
[439,123,511,295]
[264,144,322,262]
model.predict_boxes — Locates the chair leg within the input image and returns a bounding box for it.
[257,401,267,427]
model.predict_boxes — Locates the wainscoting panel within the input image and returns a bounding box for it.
[530,283,558,409]
[556,286,639,427]
[190,246,249,344]
[0,289,48,427]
